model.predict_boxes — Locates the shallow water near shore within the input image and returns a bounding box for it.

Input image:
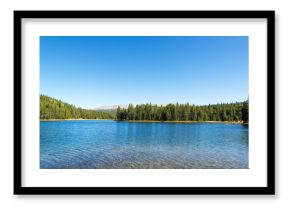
[40,120,248,169]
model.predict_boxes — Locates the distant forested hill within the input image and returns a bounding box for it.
[94,109,117,116]
[116,100,249,123]
[40,95,114,119]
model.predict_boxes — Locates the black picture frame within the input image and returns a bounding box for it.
[14,10,275,195]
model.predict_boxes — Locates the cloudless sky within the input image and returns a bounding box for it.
[40,36,248,109]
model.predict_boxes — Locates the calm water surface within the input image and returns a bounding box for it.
[40,120,248,169]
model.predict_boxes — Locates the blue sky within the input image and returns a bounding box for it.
[40,36,248,109]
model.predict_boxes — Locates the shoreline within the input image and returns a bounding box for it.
[121,120,247,124]
[40,119,247,124]
[40,119,113,121]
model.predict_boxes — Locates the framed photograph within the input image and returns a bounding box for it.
[14,10,275,195]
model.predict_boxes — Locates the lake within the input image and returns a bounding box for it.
[40,120,248,169]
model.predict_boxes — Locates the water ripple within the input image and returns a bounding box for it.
[40,120,248,169]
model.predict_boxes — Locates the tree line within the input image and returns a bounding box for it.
[40,95,114,119]
[116,100,249,123]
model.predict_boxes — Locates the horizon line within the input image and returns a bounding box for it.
[40,94,248,110]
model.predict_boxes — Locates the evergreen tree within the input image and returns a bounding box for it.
[116,101,248,123]
[242,99,249,123]
[40,95,114,120]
